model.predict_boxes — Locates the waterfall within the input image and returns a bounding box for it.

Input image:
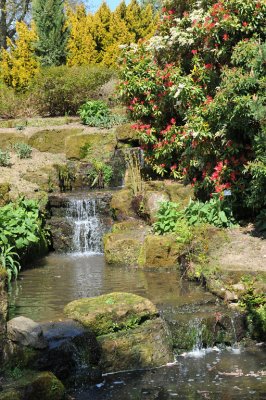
[66,198,105,255]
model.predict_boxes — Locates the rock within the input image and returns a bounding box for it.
[64,292,159,336]
[103,228,146,266]
[0,183,10,207]
[0,390,21,400]
[22,372,65,400]
[48,217,74,253]
[139,234,180,268]
[99,318,173,372]
[28,128,83,153]
[65,131,116,160]
[224,290,238,302]
[231,283,246,294]
[7,317,48,350]
[110,188,135,220]
[144,191,170,223]
[164,181,194,207]
[115,123,139,143]
[36,320,101,383]
[0,132,27,149]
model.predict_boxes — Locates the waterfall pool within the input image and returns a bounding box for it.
[8,253,266,399]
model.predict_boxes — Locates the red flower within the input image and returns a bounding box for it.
[242,21,248,27]
[223,33,229,41]
[191,49,198,55]
[171,164,177,171]
[170,118,176,124]
[160,163,165,168]
[204,63,213,69]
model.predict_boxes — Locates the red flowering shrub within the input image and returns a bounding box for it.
[119,0,266,214]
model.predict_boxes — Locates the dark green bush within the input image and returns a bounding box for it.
[30,65,117,116]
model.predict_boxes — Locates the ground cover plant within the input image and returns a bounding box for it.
[119,0,266,218]
[78,100,127,128]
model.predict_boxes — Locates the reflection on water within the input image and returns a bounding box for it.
[8,253,266,399]
[73,346,266,400]
[8,253,215,322]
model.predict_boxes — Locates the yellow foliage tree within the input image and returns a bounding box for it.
[0,21,40,90]
[66,4,97,66]
[91,2,111,63]
[125,0,157,42]
[102,3,134,67]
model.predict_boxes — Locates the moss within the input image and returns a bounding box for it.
[0,132,27,149]
[103,232,144,266]
[65,131,117,160]
[111,220,145,233]
[110,188,135,220]
[165,181,194,207]
[98,318,173,372]
[22,372,65,400]
[115,123,139,143]
[28,128,83,153]
[64,292,158,336]
[3,345,40,371]
[0,183,10,207]
[138,234,181,268]
[0,390,21,400]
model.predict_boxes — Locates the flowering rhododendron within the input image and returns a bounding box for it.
[119,0,266,213]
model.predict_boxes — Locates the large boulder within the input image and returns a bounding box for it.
[64,292,158,336]
[64,293,174,373]
[7,317,48,350]
[28,128,83,153]
[99,318,173,372]
[143,191,170,223]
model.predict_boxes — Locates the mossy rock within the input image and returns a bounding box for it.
[0,390,21,400]
[21,165,58,192]
[103,229,146,266]
[0,132,27,149]
[64,292,158,336]
[22,371,65,400]
[0,183,10,207]
[164,181,194,207]
[139,234,181,268]
[98,318,173,372]
[28,128,83,153]
[111,220,145,233]
[65,131,117,160]
[115,123,139,143]
[143,191,170,223]
[110,188,135,220]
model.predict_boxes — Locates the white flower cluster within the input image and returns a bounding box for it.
[145,35,169,52]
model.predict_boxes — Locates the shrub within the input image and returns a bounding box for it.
[13,142,32,159]
[119,0,266,216]
[0,149,11,167]
[30,65,116,116]
[78,99,127,128]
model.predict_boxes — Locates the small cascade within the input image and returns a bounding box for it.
[66,198,106,254]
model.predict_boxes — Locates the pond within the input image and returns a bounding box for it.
[8,253,266,400]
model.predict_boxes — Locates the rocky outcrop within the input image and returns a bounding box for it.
[64,292,174,372]
[7,317,48,350]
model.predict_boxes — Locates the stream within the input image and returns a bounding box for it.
[7,194,266,399]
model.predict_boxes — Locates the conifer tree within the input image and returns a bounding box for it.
[32,0,68,66]
[66,4,97,66]
[0,21,40,89]
[102,5,134,67]
[125,0,157,42]
[91,1,111,63]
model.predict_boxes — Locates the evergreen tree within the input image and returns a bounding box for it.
[102,5,134,67]
[125,0,157,42]
[0,21,40,89]
[91,1,111,63]
[66,4,97,66]
[32,0,68,66]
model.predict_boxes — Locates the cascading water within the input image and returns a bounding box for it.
[66,198,105,254]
